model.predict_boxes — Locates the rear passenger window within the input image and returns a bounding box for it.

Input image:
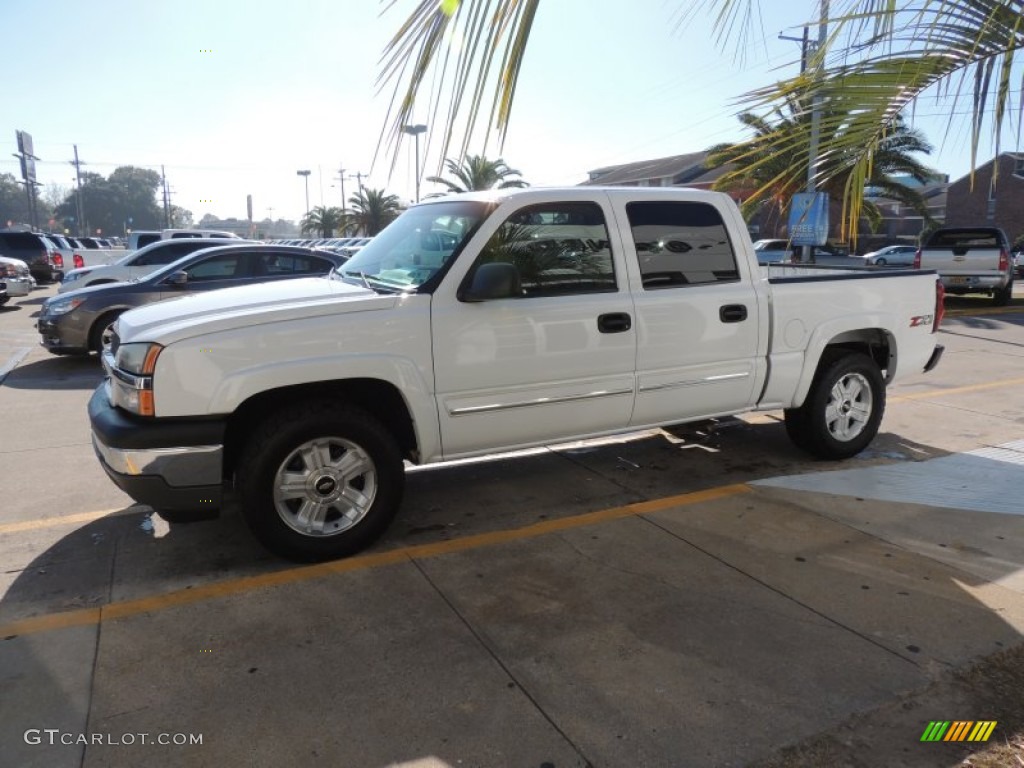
[626,201,740,288]
[470,201,616,297]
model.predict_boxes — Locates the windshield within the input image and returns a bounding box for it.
[338,200,491,291]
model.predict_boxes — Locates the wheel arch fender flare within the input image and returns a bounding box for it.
[791,318,897,408]
[210,356,441,465]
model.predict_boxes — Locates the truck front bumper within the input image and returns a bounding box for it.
[88,385,225,512]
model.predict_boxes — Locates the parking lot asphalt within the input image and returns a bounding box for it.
[1,284,1023,768]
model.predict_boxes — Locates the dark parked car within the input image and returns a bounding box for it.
[0,230,63,282]
[38,244,347,354]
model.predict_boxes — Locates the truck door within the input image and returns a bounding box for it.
[613,198,762,426]
[431,198,637,458]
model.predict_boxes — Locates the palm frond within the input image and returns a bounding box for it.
[378,0,541,175]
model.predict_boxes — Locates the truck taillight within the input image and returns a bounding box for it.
[998,249,1009,272]
[73,253,84,268]
[913,248,922,269]
[52,253,64,268]
[934,279,945,332]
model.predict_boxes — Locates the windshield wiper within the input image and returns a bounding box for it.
[340,270,382,293]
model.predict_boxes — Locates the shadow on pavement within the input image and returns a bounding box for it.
[1,355,102,391]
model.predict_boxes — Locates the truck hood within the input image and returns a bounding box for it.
[117,275,395,345]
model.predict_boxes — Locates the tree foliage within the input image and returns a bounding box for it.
[708,105,938,237]
[343,189,402,236]
[380,0,1024,242]
[425,155,528,196]
[55,166,164,236]
[301,206,347,237]
[0,173,49,229]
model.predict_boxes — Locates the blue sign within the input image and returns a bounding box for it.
[788,192,829,246]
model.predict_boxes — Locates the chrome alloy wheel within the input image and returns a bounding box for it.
[824,372,873,442]
[272,437,378,537]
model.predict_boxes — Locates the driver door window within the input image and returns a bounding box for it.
[469,201,616,297]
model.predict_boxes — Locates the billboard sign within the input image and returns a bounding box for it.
[788,192,829,246]
[16,129,34,158]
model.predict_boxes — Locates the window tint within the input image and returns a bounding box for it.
[184,254,242,281]
[470,201,616,297]
[626,201,740,288]
[926,229,1005,248]
[259,252,330,275]
[135,242,193,266]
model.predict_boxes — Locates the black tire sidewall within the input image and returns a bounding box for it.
[238,403,405,562]
[89,310,122,353]
[794,352,885,460]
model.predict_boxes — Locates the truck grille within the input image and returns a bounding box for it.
[108,329,120,355]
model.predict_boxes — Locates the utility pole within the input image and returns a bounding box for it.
[336,166,347,211]
[345,172,367,234]
[71,145,86,236]
[803,0,828,263]
[346,171,366,201]
[161,165,171,228]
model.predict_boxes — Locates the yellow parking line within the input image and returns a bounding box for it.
[0,508,138,535]
[0,484,750,639]
[893,376,1024,403]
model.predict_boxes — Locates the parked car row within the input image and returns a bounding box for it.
[59,237,258,293]
[0,230,129,283]
[269,236,373,258]
[40,242,347,354]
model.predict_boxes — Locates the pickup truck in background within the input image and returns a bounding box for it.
[89,187,945,562]
[914,226,1015,305]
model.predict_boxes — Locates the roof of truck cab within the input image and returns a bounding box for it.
[415,186,730,206]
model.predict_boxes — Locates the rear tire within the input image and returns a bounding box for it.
[236,401,404,562]
[993,279,1013,306]
[784,351,885,460]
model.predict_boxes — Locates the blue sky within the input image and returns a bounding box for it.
[1,0,998,227]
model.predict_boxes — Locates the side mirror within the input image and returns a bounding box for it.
[165,270,189,287]
[460,262,522,302]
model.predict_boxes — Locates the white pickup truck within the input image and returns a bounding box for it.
[915,226,1015,305]
[88,187,945,561]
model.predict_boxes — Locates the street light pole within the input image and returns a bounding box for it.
[296,169,311,218]
[402,124,427,203]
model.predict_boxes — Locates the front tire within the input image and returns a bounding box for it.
[784,351,885,460]
[88,311,123,353]
[236,401,404,562]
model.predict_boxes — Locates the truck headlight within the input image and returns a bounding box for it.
[109,342,162,416]
[115,343,163,375]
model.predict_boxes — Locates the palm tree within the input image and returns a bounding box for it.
[342,189,402,236]
[425,155,528,196]
[708,105,938,239]
[301,206,345,238]
[379,0,1022,240]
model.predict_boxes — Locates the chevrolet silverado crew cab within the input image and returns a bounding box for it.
[89,188,945,562]
[915,226,1014,305]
